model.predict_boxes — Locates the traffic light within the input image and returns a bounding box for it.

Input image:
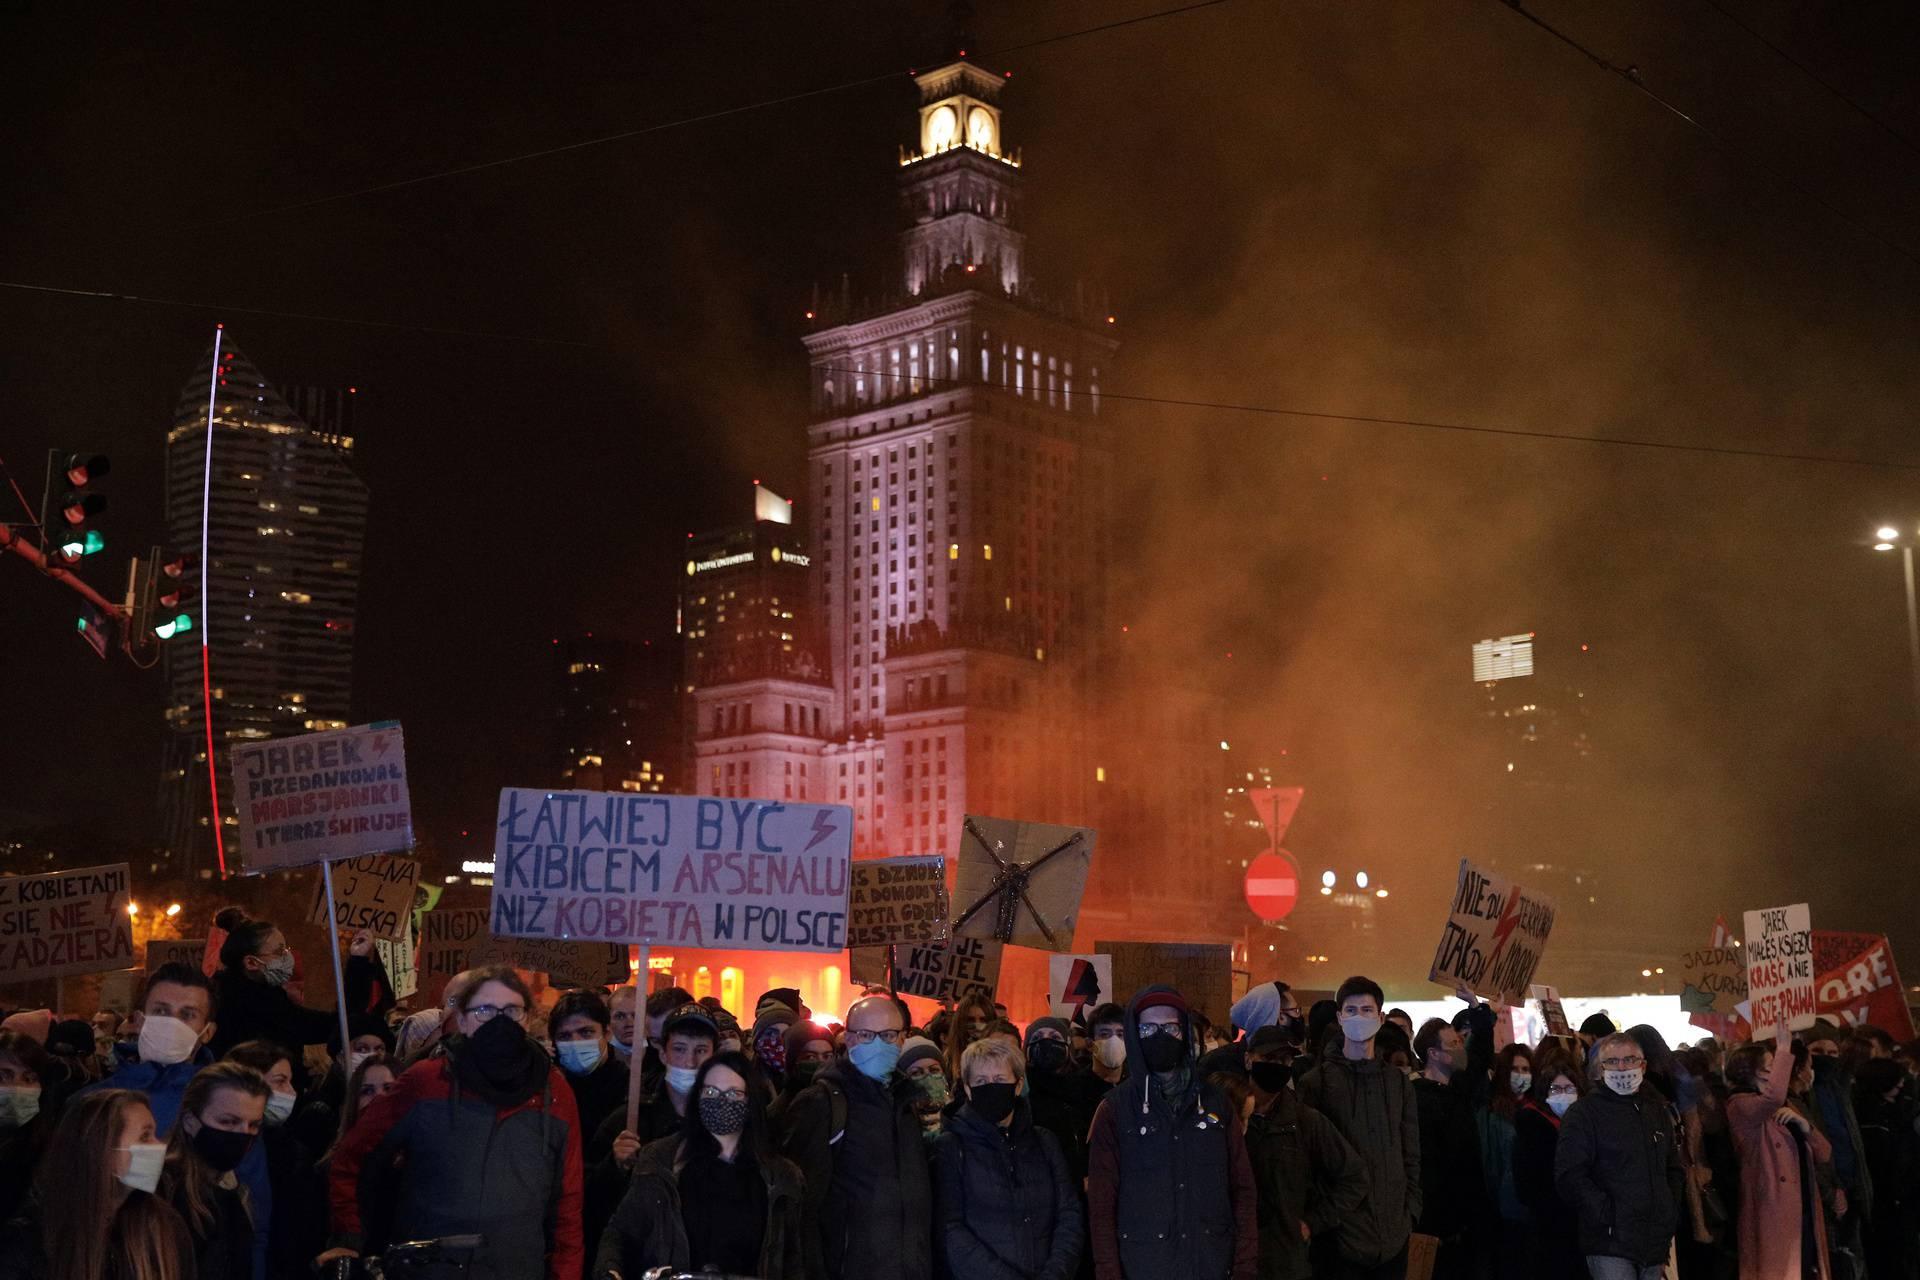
[41,451,110,562]
[129,548,193,644]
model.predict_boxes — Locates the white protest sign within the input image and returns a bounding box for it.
[0,863,136,983]
[375,910,418,1001]
[306,854,420,942]
[1049,953,1114,1022]
[231,723,413,871]
[490,790,852,951]
[1743,902,1816,1031]
[846,856,947,948]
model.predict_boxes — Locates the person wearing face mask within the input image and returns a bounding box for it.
[593,1053,804,1280]
[606,985,639,1067]
[637,987,694,1099]
[158,1062,270,1280]
[0,1088,194,1280]
[597,1004,719,1173]
[1086,986,1258,1280]
[1725,1023,1834,1280]
[0,1031,54,1224]
[1024,1016,1099,1181]
[898,1037,951,1138]
[319,966,586,1280]
[765,1021,835,1136]
[779,994,932,1280]
[207,915,390,1093]
[1086,1003,1129,1100]
[1243,1024,1368,1280]
[222,1041,328,1280]
[1800,1024,1869,1275]
[699,1000,744,1057]
[933,1036,1084,1280]
[1476,1044,1535,1280]
[550,990,631,1146]
[750,1002,799,1094]
[1554,1031,1684,1280]
[1510,1051,1587,1279]
[1409,1002,1496,1280]
[1296,976,1421,1280]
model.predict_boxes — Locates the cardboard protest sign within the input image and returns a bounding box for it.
[308,854,420,942]
[375,910,418,1001]
[846,856,947,949]
[1096,942,1232,1022]
[145,939,204,972]
[1530,983,1571,1036]
[892,936,1003,1003]
[1814,931,1915,1039]
[491,790,852,951]
[420,907,629,991]
[1049,953,1114,1024]
[952,815,1094,953]
[1678,945,1747,1019]
[1427,859,1557,1004]
[848,946,890,989]
[0,864,136,983]
[1744,903,1816,1031]
[232,723,413,871]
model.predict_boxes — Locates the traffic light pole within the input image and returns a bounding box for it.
[0,521,128,622]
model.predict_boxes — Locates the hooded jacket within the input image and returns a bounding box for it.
[1295,1042,1422,1266]
[593,1133,806,1280]
[934,1097,1085,1280]
[1244,1084,1368,1280]
[1085,985,1258,1280]
[209,953,388,1088]
[1553,1082,1683,1265]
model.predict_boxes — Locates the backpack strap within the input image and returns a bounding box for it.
[822,1077,848,1146]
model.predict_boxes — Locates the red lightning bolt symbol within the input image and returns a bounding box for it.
[1485,891,1523,978]
[804,811,838,852]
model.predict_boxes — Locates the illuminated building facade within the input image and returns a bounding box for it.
[159,341,367,873]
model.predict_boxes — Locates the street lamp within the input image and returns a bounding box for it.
[1869,524,1920,723]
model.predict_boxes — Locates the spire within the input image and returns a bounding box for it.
[948,0,976,60]
[172,336,304,430]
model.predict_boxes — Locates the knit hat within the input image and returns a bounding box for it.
[47,1018,97,1058]
[0,1009,52,1045]
[708,1005,743,1042]
[1135,989,1189,1019]
[1024,1016,1072,1047]
[1229,982,1285,1033]
[753,1003,799,1041]
[783,1020,833,1059]
[757,988,805,1017]
[897,1035,943,1075]
[393,1007,446,1065]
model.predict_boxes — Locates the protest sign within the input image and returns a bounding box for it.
[1677,946,1747,1019]
[893,937,1003,1003]
[1530,983,1571,1036]
[375,910,418,1001]
[1049,953,1114,1023]
[0,864,136,984]
[419,907,628,991]
[849,946,890,989]
[308,854,420,942]
[846,856,947,949]
[232,723,413,872]
[952,815,1094,953]
[1744,903,1816,1031]
[1096,942,1232,1021]
[1427,859,1557,1004]
[145,939,204,972]
[490,790,852,951]
[1814,931,1915,1039]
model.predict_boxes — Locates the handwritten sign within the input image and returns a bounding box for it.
[308,854,420,942]
[1678,946,1747,1018]
[1813,931,1914,1040]
[846,856,947,949]
[893,936,1003,1003]
[376,910,418,1001]
[1530,983,1571,1037]
[1049,953,1114,1023]
[420,906,628,990]
[490,790,852,951]
[145,939,205,972]
[0,863,136,983]
[1428,859,1557,1004]
[1744,903,1815,1031]
[232,723,413,871]
[1097,942,1233,1021]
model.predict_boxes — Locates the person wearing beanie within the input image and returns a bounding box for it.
[1087,986,1257,1280]
[0,1011,51,1047]
[1026,1013,1102,1211]
[767,1021,836,1136]
[752,1003,800,1092]
[897,1036,948,1139]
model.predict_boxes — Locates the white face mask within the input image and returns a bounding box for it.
[1510,1073,1534,1096]
[1604,1067,1645,1097]
[665,1064,700,1094]
[1547,1092,1576,1117]
[137,1015,202,1067]
[346,1051,374,1082]
[1094,1038,1127,1070]
[1340,1014,1383,1042]
[0,1085,42,1127]
[118,1142,168,1194]
[263,1091,297,1126]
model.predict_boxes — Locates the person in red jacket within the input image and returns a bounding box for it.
[317,965,584,1280]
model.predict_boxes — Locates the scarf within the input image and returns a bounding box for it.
[447,1018,550,1108]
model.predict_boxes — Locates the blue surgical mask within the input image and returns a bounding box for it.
[557,1039,603,1075]
[850,1038,901,1081]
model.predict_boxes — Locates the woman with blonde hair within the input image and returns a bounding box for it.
[942,991,998,1085]
[0,1088,194,1280]
[158,1062,269,1280]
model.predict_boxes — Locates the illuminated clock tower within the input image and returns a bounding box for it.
[899,60,1025,297]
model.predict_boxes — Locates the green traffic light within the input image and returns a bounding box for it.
[154,613,193,640]
[82,530,105,555]
[76,615,90,632]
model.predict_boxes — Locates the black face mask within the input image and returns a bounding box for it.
[1141,1033,1186,1074]
[1274,1015,1306,1046]
[1028,1039,1068,1074]
[190,1123,256,1173]
[788,1060,821,1089]
[1811,1055,1838,1080]
[1250,1062,1293,1093]
[969,1081,1018,1124]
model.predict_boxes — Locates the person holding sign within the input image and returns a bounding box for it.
[320,966,586,1280]
[207,912,390,1091]
[1725,1022,1833,1280]
[1552,1032,1684,1280]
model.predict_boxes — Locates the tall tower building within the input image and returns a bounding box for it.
[159,339,368,873]
[554,634,681,794]
[796,55,1119,857]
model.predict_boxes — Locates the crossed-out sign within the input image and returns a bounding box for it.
[1245,787,1305,923]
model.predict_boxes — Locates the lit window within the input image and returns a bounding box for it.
[948,543,959,560]
[983,544,992,560]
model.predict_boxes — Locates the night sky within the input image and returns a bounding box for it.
[5,1,1919,986]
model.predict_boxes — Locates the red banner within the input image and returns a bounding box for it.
[1813,931,1915,1041]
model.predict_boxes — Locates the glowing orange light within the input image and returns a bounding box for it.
[805,311,814,319]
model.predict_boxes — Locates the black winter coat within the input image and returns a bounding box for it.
[779,1059,933,1280]
[0,1191,197,1280]
[1244,1087,1368,1280]
[209,956,385,1090]
[1297,1052,1422,1266]
[592,1135,806,1280]
[1026,1067,1100,1182]
[1553,1086,1683,1265]
[1512,1100,1585,1279]
[933,1100,1084,1280]
[167,1175,256,1280]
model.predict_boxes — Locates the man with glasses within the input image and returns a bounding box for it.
[780,994,932,1280]
[1086,986,1257,1280]
[1554,1032,1682,1280]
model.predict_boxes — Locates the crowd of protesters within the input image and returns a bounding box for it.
[4,919,1920,1280]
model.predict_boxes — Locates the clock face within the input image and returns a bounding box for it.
[967,106,995,149]
[926,105,957,150]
